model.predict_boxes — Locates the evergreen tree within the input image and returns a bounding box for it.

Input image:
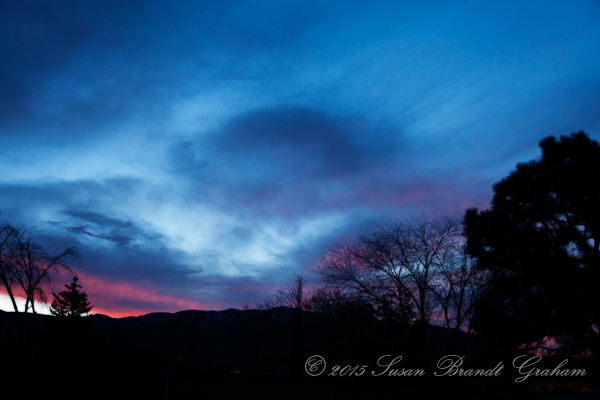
[46,275,94,364]
[464,131,600,356]
[50,275,93,318]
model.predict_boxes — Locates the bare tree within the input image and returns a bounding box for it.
[0,222,80,358]
[260,273,308,312]
[314,213,490,359]
[430,246,488,333]
[7,226,80,314]
[316,214,462,325]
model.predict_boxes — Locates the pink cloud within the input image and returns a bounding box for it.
[75,271,224,317]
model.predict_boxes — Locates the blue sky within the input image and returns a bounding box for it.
[1,0,599,316]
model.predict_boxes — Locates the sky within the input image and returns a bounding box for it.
[1,0,599,317]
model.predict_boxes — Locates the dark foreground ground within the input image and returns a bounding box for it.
[1,310,598,399]
[2,366,447,400]
[2,366,598,400]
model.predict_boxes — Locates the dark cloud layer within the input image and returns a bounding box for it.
[213,106,398,176]
[170,106,406,218]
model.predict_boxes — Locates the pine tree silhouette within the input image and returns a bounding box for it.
[50,275,93,318]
